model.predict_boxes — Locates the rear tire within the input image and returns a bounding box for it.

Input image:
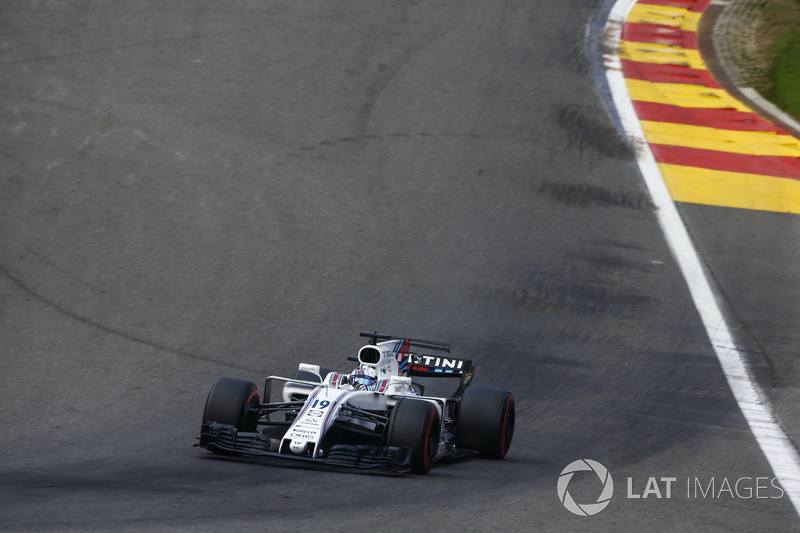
[202,377,260,432]
[387,399,440,474]
[455,386,515,459]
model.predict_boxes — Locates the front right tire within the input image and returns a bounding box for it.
[387,399,441,474]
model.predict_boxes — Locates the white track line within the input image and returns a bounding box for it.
[604,0,800,516]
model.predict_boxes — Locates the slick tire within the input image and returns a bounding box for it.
[455,385,515,459]
[202,377,260,432]
[387,399,440,474]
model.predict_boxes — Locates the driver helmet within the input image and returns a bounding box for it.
[350,365,378,390]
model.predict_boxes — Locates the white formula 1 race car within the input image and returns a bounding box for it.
[196,332,515,474]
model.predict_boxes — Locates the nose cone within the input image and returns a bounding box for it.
[290,439,307,454]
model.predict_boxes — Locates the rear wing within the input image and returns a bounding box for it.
[359,331,474,386]
[359,331,451,353]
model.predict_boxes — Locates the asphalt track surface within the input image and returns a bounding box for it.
[1,1,799,531]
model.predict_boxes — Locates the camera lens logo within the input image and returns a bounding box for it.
[558,459,614,516]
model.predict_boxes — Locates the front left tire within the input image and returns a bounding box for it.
[202,377,260,432]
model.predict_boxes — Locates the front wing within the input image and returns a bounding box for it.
[196,422,413,473]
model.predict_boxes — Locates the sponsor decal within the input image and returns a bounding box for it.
[411,354,464,369]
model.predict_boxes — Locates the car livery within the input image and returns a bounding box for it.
[196,331,514,474]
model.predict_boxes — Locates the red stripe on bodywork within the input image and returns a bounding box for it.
[632,101,787,132]
[621,59,719,87]
[650,143,800,180]
[322,391,352,434]
[292,388,320,421]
